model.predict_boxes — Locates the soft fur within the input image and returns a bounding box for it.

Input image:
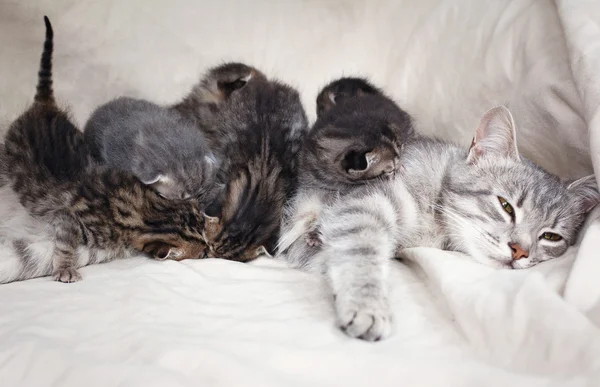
[279,78,415,251]
[84,97,219,203]
[0,17,209,284]
[278,106,600,341]
[175,63,308,261]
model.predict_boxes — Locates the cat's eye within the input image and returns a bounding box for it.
[497,196,514,216]
[541,232,562,242]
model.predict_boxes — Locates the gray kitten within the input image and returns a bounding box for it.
[278,106,599,341]
[84,97,219,203]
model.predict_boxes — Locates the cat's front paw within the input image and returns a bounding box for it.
[53,267,82,283]
[336,295,392,341]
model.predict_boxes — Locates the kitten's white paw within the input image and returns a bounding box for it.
[53,267,82,283]
[336,295,392,341]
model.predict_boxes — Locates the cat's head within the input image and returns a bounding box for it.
[138,153,220,204]
[440,106,599,269]
[302,78,414,190]
[316,77,383,117]
[200,158,285,262]
[131,196,209,261]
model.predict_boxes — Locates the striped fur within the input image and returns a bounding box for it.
[180,66,309,261]
[279,106,599,341]
[0,17,208,284]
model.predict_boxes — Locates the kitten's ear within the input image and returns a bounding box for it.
[345,148,398,179]
[255,245,272,258]
[142,241,182,261]
[202,212,221,239]
[204,154,220,170]
[216,72,253,99]
[202,212,220,225]
[467,106,520,163]
[567,175,600,213]
[140,173,169,186]
[316,91,337,117]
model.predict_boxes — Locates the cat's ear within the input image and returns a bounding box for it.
[345,148,398,179]
[202,212,220,225]
[255,245,272,258]
[316,91,337,117]
[202,212,221,239]
[217,72,253,100]
[140,173,169,186]
[142,241,182,261]
[204,154,220,171]
[467,106,520,163]
[567,175,600,213]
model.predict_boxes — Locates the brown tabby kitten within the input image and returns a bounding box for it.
[171,62,267,153]
[175,64,309,261]
[0,16,207,284]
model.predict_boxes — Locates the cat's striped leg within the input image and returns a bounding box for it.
[319,188,399,341]
[51,211,83,283]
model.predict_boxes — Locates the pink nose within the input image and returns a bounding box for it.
[508,242,529,260]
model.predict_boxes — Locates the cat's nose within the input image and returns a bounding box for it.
[508,242,529,260]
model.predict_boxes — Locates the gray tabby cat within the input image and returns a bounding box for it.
[278,106,599,341]
[84,96,219,203]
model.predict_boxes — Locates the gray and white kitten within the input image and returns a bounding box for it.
[84,97,219,203]
[279,77,414,250]
[278,106,599,341]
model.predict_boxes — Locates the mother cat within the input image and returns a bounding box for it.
[279,106,599,341]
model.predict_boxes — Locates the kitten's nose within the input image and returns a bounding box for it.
[508,242,529,260]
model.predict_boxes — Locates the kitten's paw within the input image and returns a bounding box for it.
[305,230,322,247]
[336,296,392,341]
[53,267,82,283]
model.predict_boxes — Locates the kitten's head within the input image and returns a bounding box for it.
[200,158,284,262]
[316,77,383,117]
[302,78,414,190]
[440,106,599,269]
[130,191,209,261]
[138,153,220,203]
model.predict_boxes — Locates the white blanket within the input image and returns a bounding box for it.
[1,0,600,386]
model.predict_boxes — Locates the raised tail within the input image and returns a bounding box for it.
[34,16,54,104]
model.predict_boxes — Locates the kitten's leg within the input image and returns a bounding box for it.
[51,212,83,283]
[318,190,399,341]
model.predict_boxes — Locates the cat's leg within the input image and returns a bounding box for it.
[318,189,399,341]
[51,211,83,283]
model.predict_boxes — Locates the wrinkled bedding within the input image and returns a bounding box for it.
[1,0,600,386]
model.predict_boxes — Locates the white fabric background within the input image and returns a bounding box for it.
[1,0,599,386]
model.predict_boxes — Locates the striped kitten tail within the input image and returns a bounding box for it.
[34,16,55,105]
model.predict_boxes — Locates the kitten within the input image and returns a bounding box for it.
[171,62,267,154]
[84,96,219,203]
[278,77,414,252]
[196,70,309,261]
[303,77,414,190]
[279,106,599,341]
[0,16,208,284]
